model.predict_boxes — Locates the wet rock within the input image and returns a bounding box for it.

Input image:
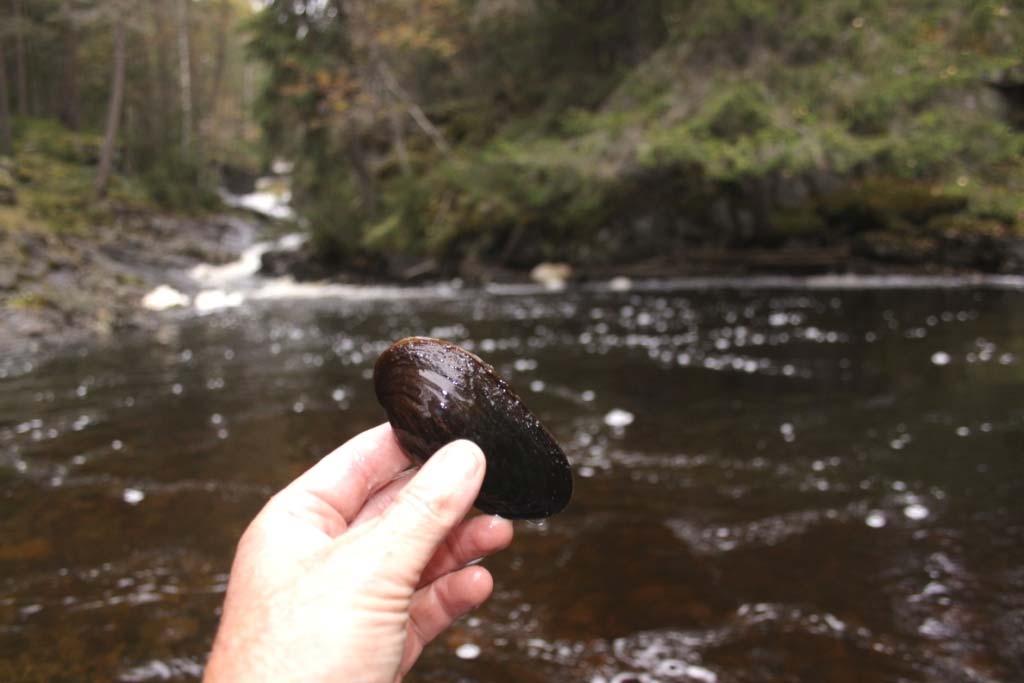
[530,262,573,290]
[259,244,335,281]
[398,258,439,282]
[1002,238,1024,273]
[854,231,941,265]
[0,266,17,290]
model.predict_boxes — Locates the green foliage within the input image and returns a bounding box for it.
[13,119,101,165]
[6,118,176,232]
[140,151,220,212]
[248,0,1024,265]
[2,0,261,221]
[702,87,774,141]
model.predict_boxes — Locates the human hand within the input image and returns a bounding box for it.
[203,423,514,683]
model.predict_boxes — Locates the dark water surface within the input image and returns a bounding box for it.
[2,284,1023,682]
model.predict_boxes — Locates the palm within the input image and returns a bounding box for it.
[205,425,513,683]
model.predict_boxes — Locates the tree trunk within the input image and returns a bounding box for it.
[95,18,127,199]
[202,0,230,149]
[176,0,193,152]
[149,0,170,146]
[11,0,28,116]
[346,133,375,213]
[0,38,13,155]
[59,1,81,130]
[389,105,411,175]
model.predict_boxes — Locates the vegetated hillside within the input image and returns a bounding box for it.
[0,0,262,222]
[253,1,1023,276]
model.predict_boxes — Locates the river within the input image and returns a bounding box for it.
[1,279,1023,682]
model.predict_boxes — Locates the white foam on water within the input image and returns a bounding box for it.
[455,643,481,660]
[604,409,635,428]
[248,279,461,302]
[865,511,887,528]
[122,488,145,505]
[904,503,930,520]
[119,657,203,682]
[141,285,190,311]
[163,239,1024,320]
[219,188,295,220]
[190,243,270,286]
[189,232,307,288]
[584,273,1024,293]
[684,665,718,683]
[185,232,313,312]
[194,290,245,314]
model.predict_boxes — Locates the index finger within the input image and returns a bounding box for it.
[282,422,413,524]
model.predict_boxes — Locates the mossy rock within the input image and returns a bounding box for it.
[854,230,941,264]
[6,291,52,311]
[925,213,1009,238]
[820,179,968,232]
[766,207,828,245]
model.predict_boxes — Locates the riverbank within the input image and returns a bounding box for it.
[260,223,1024,287]
[253,2,1023,275]
[4,206,1024,356]
[0,210,265,354]
[0,118,277,354]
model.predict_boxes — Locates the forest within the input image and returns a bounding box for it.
[2,0,1023,277]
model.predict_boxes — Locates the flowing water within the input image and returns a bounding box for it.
[1,280,1023,682]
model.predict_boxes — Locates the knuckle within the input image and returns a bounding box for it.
[401,485,457,528]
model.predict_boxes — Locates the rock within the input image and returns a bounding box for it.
[218,164,258,195]
[399,259,439,282]
[0,267,17,291]
[608,275,633,291]
[259,244,335,281]
[855,231,940,265]
[1002,238,1024,273]
[530,262,573,290]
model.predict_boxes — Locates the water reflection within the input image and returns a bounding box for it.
[1,285,1023,682]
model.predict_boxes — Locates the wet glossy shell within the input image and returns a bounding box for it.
[374,337,573,519]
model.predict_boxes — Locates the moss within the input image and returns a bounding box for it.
[819,180,967,231]
[140,151,221,211]
[15,119,102,166]
[925,213,1009,237]
[769,207,828,241]
[6,291,51,311]
[855,230,941,263]
[701,87,774,141]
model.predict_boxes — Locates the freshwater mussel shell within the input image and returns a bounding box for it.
[374,337,573,519]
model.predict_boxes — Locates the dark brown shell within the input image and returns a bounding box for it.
[373,337,573,519]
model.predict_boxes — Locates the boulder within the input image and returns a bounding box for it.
[530,262,573,290]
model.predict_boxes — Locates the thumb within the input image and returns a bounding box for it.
[371,440,486,582]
